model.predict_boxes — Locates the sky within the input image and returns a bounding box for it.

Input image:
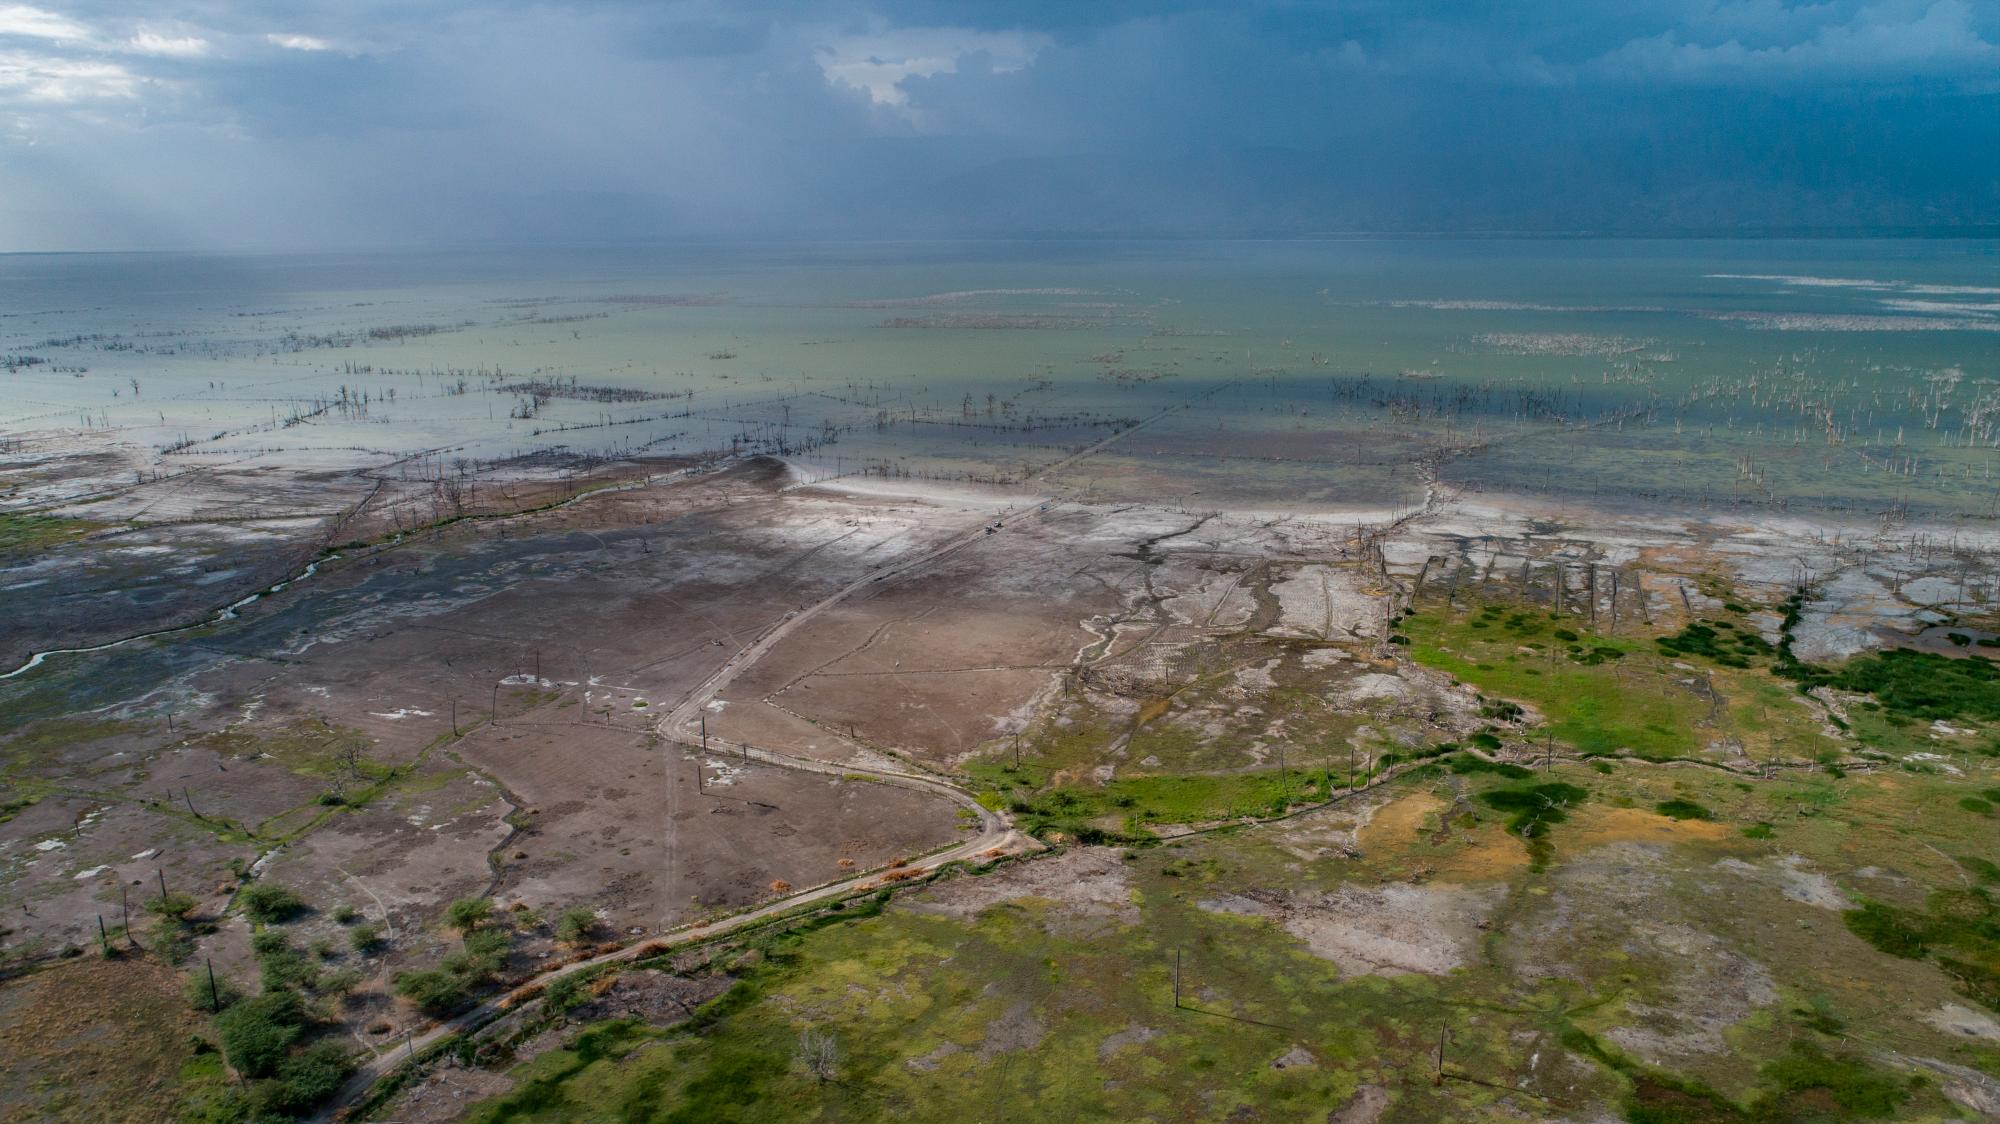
[0,1,1996,250]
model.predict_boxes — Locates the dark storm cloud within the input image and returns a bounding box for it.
[0,0,1993,248]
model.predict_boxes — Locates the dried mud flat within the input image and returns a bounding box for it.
[6,443,2000,1121]
[0,458,986,1048]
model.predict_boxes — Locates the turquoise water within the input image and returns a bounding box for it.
[1,240,1994,514]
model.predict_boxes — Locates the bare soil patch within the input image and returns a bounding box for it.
[905,846,1138,929]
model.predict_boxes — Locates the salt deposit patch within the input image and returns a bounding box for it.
[1232,659,1280,694]
[1334,672,1414,708]
[1926,1004,2000,1041]
[1777,856,1850,910]
[1270,565,1382,640]
[1280,883,1501,976]
[1301,647,1350,668]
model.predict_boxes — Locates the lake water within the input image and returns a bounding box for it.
[3,239,1995,515]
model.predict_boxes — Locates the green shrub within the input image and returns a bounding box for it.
[268,1040,353,1112]
[1479,782,1587,838]
[554,906,597,945]
[239,883,306,925]
[184,969,240,1013]
[445,896,493,934]
[1960,856,2000,884]
[214,991,306,1078]
[1960,797,1994,815]
[1447,754,1532,779]
[332,905,359,924]
[1824,648,2000,724]
[393,969,471,1016]
[314,968,363,999]
[255,934,318,993]
[1843,901,1928,959]
[349,923,384,953]
[1655,620,1773,667]
[462,927,512,975]
[148,891,199,919]
[542,972,588,1015]
[1758,1041,1908,1118]
[1655,799,1714,821]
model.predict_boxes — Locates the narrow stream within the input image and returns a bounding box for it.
[0,553,338,681]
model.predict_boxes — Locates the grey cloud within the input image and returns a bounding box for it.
[0,0,1993,249]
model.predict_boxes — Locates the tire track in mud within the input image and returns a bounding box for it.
[764,605,938,699]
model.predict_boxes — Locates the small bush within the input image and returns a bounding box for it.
[1758,1040,1908,1118]
[348,923,383,954]
[445,896,493,934]
[1824,648,2000,724]
[1447,754,1533,780]
[268,1040,353,1112]
[184,969,240,1012]
[1960,856,2000,884]
[1960,797,1994,815]
[393,969,471,1016]
[554,906,596,945]
[1844,901,1928,959]
[148,891,199,919]
[332,905,359,925]
[542,972,588,1015]
[255,934,318,993]
[214,991,306,1078]
[1478,782,1588,839]
[314,968,363,999]
[463,926,511,966]
[1655,799,1713,821]
[239,883,306,925]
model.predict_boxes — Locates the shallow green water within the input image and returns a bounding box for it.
[1,239,1994,514]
